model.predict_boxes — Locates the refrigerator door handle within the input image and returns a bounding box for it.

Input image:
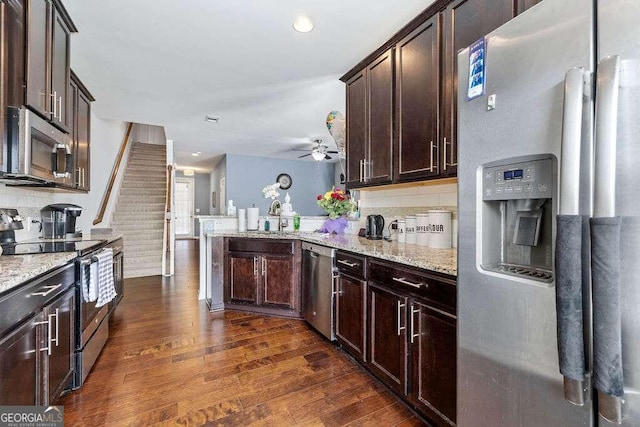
[556,68,590,406]
[559,67,585,216]
[593,55,623,425]
[594,56,620,219]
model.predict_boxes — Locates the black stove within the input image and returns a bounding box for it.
[1,239,108,256]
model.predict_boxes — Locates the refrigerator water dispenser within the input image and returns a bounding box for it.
[479,155,556,283]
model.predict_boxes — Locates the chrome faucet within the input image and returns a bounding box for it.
[278,216,289,232]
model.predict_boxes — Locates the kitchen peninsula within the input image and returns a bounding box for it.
[197,221,458,425]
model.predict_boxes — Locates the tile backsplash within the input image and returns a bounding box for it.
[0,185,54,241]
[354,178,458,247]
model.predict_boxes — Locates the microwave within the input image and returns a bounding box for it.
[2,107,73,186]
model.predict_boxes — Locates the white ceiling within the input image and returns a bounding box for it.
[64,0,435,171]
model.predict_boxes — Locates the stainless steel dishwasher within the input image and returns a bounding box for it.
[301,242,336,341]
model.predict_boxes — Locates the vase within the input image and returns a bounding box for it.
[320,216,348,234]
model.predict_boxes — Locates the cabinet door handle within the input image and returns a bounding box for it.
[34,318,52,355]
[41,92,53,114]
[261,258,266,276]
[337,259,358,268]
[58,96,63,123]
[365,159,370,181]
[52,91,58,119]
[47,310,57,353]
[359,160,364,182]
[446,137,457,167]
[332,273,340,296]
[31,283,63,297]
[410,304,420,344]
[443,137,448,171]
[253,257,258,275]
[397,300,406,336]
[52,308,59,347]
[392,277,425,289]
[428,140,439,172]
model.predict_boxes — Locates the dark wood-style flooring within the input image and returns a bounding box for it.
[60,240,422,426]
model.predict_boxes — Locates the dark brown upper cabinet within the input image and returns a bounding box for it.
[395,16,441,182]
[0,0,27,170]
[441,0,516,177]
[69,71,94,191]
[25,0,76,133]
[345,70,367,188]
[341,0,523,188]
[345,49,394,188]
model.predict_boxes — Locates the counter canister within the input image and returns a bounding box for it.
[405,215,417,244]
[397,219,406,243]
[416,213,430,246]
[428,209,452,248]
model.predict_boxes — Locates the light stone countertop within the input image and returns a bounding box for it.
[0,252,77,295]
[206,231,457,277]
[0,234,123,296]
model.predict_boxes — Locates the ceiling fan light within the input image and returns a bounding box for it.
[311,151,325,161]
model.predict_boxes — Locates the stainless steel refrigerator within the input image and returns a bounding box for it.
[457,0,640,425]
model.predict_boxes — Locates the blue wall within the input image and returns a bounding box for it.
[221,154,335,216]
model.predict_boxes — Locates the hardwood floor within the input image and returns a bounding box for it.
[59,240,423,426]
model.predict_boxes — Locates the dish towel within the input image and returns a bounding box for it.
[83,262,99,303]
[95,248,116,308]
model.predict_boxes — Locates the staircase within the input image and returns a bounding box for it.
[111,142,166,278]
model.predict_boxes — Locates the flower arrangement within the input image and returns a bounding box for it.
[316,187,355,219]
[262,183,281,200]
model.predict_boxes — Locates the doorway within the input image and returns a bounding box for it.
[175,177,194,238]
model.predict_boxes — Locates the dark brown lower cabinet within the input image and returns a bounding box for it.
[44,287,75,404]
[410,301,457,426]
[225,238,300,315]
[0,314,42,405]
[229,253,258,304]
[0,264,76,405]
[367,283,407,395]
[335,273,366,362]
[362,258,456,426]
[262,255,295,308]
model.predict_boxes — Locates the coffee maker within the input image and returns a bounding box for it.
[41,204,83,239]
[366,215,385,240]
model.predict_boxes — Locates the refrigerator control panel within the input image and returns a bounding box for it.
[482,157,554,201]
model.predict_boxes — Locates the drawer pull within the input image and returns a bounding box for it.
[31,283,63,297]
[392,277,425,289]
[337,259,358,268]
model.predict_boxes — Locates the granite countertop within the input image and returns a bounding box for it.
[0,233,123,296]
[0,252,77,295]
[207,231,457,277]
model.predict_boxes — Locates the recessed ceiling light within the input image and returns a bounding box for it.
[205,115,219,123]
[293,16,314,33]
[192,152,201,157]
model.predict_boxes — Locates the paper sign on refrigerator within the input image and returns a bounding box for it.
[467,38,486,100]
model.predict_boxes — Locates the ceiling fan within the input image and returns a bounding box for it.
[293,139,339,161]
